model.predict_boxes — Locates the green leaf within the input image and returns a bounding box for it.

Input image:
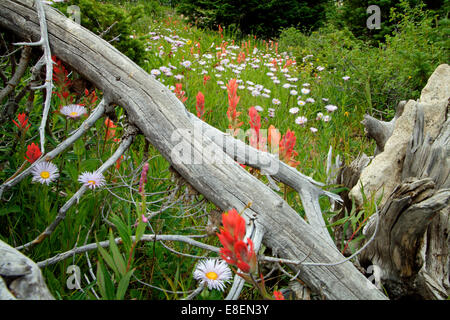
[110,214,132,253]
[96,260,107,299]
[96,237,120,279]
[0,205,21,216]
[109,229,127,276]
[116,269,134,300]
[135,218,146,243]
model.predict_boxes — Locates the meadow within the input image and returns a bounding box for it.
[0,0,448,300]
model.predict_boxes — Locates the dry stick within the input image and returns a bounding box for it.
[16,129,136,251]
[37,234,219,268]
[0,99,107,199]
[0,45,32,102]
[14,0,53,154]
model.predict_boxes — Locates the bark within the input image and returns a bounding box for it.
[358,99,450,299]
[0,0,387,300]
[0,239,54,300]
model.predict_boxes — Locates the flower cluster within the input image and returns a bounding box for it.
[217,208,257,274]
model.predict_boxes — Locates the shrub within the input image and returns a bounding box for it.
[278,0,449,117]
[53,0,149,65]
[176,0,330,38]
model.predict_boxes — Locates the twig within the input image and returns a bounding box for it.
[16,128,136,250]
[0,45,32,102]
[14,0,53,153]
[181,284,205,300]
[37,234,220,268]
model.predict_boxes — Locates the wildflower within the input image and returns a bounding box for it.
[25,142,42,163]
[254,106,263,112]
[31,161,59,185]
[150,69,161,77]
[323,115,331,122]
[217,209,257,274]
[203,75,211,86]
[174,74,184,80]
[193,259,231,291]
[310,127,318,133]
[180,60,192,68]
[279,129,300,167]
[295,116,307,126]
[325,105,338,112]
[316,112,324,120]
[297,100,306,106]
[273,291,285,300]
[196,91,205,120]
[78,171,106,189]
[290,90,298,96]
[316,66,325,71]
[306,98,315,103]
[342,76,350,81]
[282,83,291,89]
[272,98,281,105]
[139,162,149,195]
[226,79,243,136]
[301,88,310,95]
[13,113,31,133]
[248,107,266,151]
[174,83,188,103]
[268,125,281,154]
[268,108,275,118]
[60,104,87,119]
[289,107,299,114]
[105,118,117,140]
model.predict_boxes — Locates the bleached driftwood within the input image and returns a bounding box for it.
[0,0,387,300]
[0,239,54,299]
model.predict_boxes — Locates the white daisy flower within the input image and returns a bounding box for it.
[193,259,232,291]
[297,100,306,106]
[78,171,106,189]
[31,161,59,185]
[268,108,275,117]
[290,90,298,96]
[289,107,299,114]
[254,106,263,112]
[180,60,192,68]
[301,88,310,95]
[316,112,324,120]
[342,76,350,81]
[150,69,161,77]
[323,115,331,122]
[306,98,315,103]
[310,127,318,133]
[272,98,281,105]
[295,116,308,125]
[325,105,338,112]
[174,74,184,80]
[60,104,87,119]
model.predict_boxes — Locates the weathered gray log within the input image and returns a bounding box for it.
[0,239,54,299]
[0,0,386,299]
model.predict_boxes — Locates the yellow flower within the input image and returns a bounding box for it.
[344,111,349,117]
[186,40,192,45]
